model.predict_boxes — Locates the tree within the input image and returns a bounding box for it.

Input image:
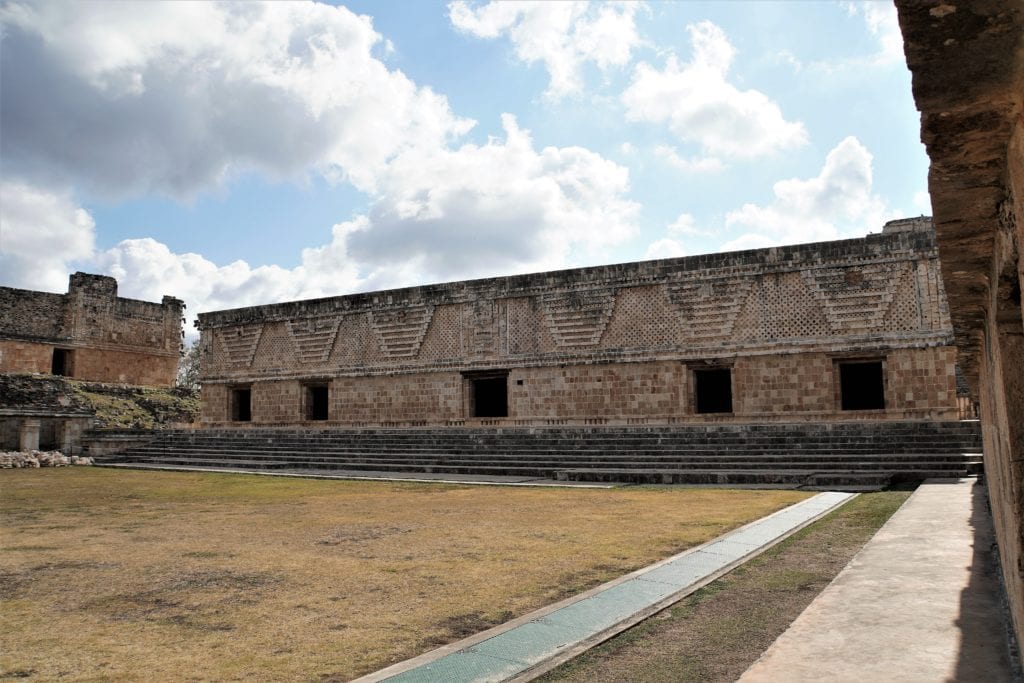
[177,339,202,390]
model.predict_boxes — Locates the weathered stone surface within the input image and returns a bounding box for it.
[0,272,184,386]
[196,223,958,427]
[896,0,1024,656]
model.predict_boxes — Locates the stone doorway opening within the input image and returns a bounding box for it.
[305,384,329,421]
[51,348,73,377]
[694,367,733,414]
[230,387,252,422]
[466,371,509,418]
[838,360,885,410]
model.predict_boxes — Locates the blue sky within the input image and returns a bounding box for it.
[0,1,929,331]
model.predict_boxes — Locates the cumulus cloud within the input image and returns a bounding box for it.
[654,145,725,173]
[643,212,711,259]
[0,1,473,198]
[350,114,639,283]
[0,181,96,291]
[449,0,642,99]
[9,114,639,334]
[720,136,897,251]
[1,2,642,329]
[845,2,904,66]
[622,21,807,159]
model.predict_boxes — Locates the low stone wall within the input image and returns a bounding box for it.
[0,450,94,467]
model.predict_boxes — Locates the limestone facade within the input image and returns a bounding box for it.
[197,220,958,427]
[0,273,185,387]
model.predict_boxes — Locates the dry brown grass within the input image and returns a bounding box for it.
[0,468,809,681]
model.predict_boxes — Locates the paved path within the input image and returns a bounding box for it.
[355,491,855,683]
[740,478,1019,683]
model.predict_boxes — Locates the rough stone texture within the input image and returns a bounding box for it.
[896,0,1024,655]
[0,272,184,386]
[197,224,958,427]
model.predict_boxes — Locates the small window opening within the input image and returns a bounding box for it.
[473,377,508,418]
[695,368,732,414]
[51,349,72,377]
[230,387,252,422]
[305,384,329,421]
[839,361,885,410]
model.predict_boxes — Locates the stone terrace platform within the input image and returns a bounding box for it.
[91,421,983,491]
[740,478,1020,682]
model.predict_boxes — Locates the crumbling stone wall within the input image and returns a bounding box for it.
[897,0,1024,654]
[0,272,184,386]
[197,222,958,427]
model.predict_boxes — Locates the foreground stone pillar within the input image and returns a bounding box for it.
[18,419,40,451]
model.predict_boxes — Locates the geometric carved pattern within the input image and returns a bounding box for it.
[286,316,341,363]
[369,306,434,359]
[801,263,906,333]
[215,324,263,366]
[470,299,497,355]
[540,289,617,348]
[666,277,754,340]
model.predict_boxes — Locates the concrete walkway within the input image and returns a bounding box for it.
[740,478,1020,682]
[356,492,855,683]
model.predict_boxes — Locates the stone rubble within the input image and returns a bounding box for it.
[0,450,94,468]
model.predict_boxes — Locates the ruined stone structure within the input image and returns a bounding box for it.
[197,219,958,428]
[897,0,1024,654]
[0,273,185,387]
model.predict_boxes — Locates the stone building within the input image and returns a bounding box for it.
[196,218,958,427]
[897,0,1024,654]
[0,272,185,387]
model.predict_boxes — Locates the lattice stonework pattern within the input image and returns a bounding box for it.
[215,325,264,366]
[801,262,909,333]
[286,316,341,364]
[369,306,435,359]
[666,277,754,340]
[540,289,617,348]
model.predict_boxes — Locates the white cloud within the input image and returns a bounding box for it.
[10,115,639,335]
[314,114,641,286]
[643,211,710,259]
[622,21,807,159]
[448,1,642,100]
[644,238,686,260]
[666,212,707,237]
[845,2,904,66]
[720,136,897,251]
[0,181,96,291]
[0,1,473,198]
[654,145,725,173]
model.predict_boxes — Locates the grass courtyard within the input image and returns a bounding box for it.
[0,468,810,681]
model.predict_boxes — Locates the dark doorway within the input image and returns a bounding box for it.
[473,377,508,418]
[306,385,329,421]
[51,349,72,376]
[695,368,732,414]
[230,388,252,422]
[839,361,885,410]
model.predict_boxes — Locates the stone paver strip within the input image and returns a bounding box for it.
[357,491,854,683]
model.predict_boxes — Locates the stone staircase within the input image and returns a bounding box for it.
[90,421,984,491]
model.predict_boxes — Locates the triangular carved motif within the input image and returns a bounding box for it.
[369,306,434,359]
[540,289,617,348]
[286,316,341,363]
[801,262,907,333]
[215,325,263,366]
[666,277,754,340]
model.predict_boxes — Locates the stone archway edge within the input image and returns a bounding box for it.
[356,491,856,683]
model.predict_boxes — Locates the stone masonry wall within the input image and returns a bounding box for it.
[897,0,1024,652]
[0,273,184,386]
[197,224,959,426]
